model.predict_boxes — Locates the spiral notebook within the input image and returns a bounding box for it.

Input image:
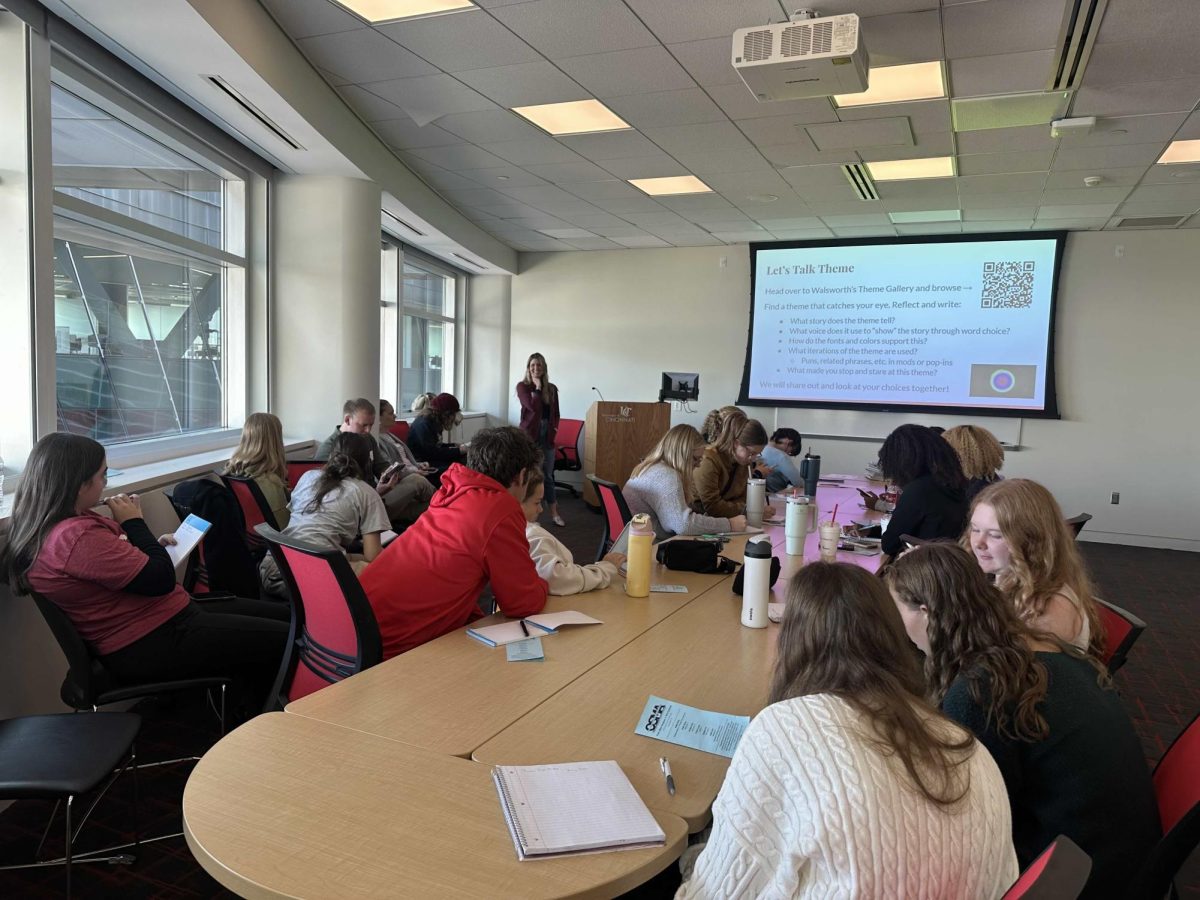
[493,760,666,860]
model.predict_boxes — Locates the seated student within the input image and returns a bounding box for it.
[377,398,436,482]
[316,397,432,526]
[259,432,390,598]
[760,426,803,494]
[873,423,968,558]
[3,433,288,714]
[966,478,1103,657]
[407,392,467,474]
[361,426,549,658]
[624,424,746,540]
[886,543,1159,899]
[693,411,775,520]
[943,424,1005,501]
[699,404,742,444]
[521,471,624,595]
[678,563,1016,898]
[225,412,291,529]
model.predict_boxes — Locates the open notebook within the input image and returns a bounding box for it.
[467,611,603,647]
[493,760,666,860]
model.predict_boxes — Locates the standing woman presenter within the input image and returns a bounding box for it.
[516,352,564,527]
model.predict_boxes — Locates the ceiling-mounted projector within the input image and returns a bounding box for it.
[732,13,869,102]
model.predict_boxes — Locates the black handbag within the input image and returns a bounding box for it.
[656,540,738,575]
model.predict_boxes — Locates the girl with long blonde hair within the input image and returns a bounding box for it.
[693,411,772,520]
[225,412,290,528]
[623,424,746,538]
[965,478,1104,658]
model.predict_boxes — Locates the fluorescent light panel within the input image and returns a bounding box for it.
[628,175,713,196]
[888,209,962,224]
[865,156,956,181]
[834,61,945,108]
[1158,140,1200,164]
[329,0,475,23]
[511,99,630,136]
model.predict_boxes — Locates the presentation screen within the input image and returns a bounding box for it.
[739,233,1064,418]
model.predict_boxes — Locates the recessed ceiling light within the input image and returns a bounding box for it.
[328,0,475,22]
[1158,140,1200,164]
[511,99,630,136]
[887,209,963,224]
[864,156,956,181]
[628,175,713,196]
[833,61,945,108]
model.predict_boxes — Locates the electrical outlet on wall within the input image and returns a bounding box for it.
[1110,492,1120,504]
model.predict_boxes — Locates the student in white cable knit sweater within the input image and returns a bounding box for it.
[521,472,625,595]
[677,563,1018,900]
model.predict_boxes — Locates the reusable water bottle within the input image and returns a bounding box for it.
[745,477,766,527]
[785,494,816,556]
[740,537,772,629]
[625,513,654,598]
[800,452,822,497]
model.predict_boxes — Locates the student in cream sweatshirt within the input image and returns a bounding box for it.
[521,472,625,595]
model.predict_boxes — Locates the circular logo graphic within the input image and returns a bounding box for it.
[989,369,1016,393]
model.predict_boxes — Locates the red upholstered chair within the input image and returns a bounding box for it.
[1001,835,1091,899]
[389,419,410,442]
[1132,710,1200,898]
[220,474,280,554]
[285,459,324,491]
[1094,598,1146,675]
[553,418,584,497]
[586,475,632,562]
[256,525,382,707]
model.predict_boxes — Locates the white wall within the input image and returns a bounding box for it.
[509,231,1200,551]
[466,274,513,423]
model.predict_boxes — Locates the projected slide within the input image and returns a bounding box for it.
[742,236,1062,416]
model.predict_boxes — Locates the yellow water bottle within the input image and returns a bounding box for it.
[625,513,654,598]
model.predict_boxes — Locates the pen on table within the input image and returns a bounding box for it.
[660,756,675,795]
[519,619,530,637]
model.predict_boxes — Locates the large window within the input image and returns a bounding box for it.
[380,240,460,412]
[50,79,246,444]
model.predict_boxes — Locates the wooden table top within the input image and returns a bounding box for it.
[472,587,779,833]
[183,713,688,900]
[285,557,737,758]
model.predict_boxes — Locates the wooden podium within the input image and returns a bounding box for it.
[582,401,672,508]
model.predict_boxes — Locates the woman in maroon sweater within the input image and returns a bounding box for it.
[515,352,564,526]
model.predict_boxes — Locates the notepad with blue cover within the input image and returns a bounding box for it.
[466,611,603,647]
[493,760,666,860]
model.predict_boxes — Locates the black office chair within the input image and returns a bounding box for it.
[0,712,142,896]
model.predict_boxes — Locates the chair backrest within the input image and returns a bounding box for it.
[220,474,280,538]
[1094,598,1146,674]
[256,525,383,706]
[586,475,632,559]
[1133,711,1200,898]
[554,419,584,468]
[29,591,107,709]
[286,459,324,492]
[1001,835,1091,899]
[389,420,410,442]
[1064,513,1093,537]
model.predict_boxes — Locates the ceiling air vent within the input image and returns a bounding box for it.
[1114,215,1187,229]
[383,209,426,237]
[841,163,878,201]
[741,29,774,62]
[1047,0,1111,92]
[205,75,303,151]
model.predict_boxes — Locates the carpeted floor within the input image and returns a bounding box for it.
[1,491,1196,897]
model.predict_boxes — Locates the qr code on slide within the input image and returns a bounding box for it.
[981,260,1035,308]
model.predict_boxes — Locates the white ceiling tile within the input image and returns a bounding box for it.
[584,224,650,237]
[458,165,552,187]
[642,121,755,154]
[1051,142,1169,171]
[1116,199,1200,216]
[555,211,631,228]
[807,200,888,215]
[557,47,696,98]
[956,191,1047,207]
[836,99,952,135]
[859,10,944,66]
[435,109,545,143]
[407,142,513,170]
[955,124,1057,154]
[680,209,755,226]
[880,194,962,211]
[957,172,1047,193]
[778,164,857,189]
[372,118,461,149]
[957,150,1055,176]
[1180,111,1200,141]
[443,186,522,208]
[829,224,900,236]
[619,210,694,227]
[503,214,572,229]
[856,132,954,161]
[499,183,599,208]
[960,208,1037,221]
[296,29,440,83]
[1043,167,1146,189]
[1030,218,1107,229]
[1035,203,1122,219]
[422,167,486,191]
[641,223,713,239]
[519,237,577,250]
[559,179,647,201]
[738,115,825,148]
[1095,0,1200,45]
[1061,112,1188,148]
[668,148,773,174]
[563,236,624,249]
[735,198,813,218]
[590,196,675,214]
[806,118,914,151]
[707,83,842,122]
[1038,187,1133,205]
[539,227,600,238]
[612,234,673,247]
[759,144,860,167]
[667,37,744,87]
[558,131,665,161]
[752,216,825,229]
[623,0,792,45]
[490,0,658,57]
[896,222,963,235]
[820,213,893,226]
[655,193,738,212]
[365,74,496,121]
[1123,182,1200,203]
[669,234,727,245]
[377,11,542,72]
[810,1,941,14]
[708,230,770,242]
[767,227,836,239]
[522,160,616,183]
[455,61,589,107]
[961,221,1033,232]
[336,84,409,122]
[260,0,362,38]
[477,136,583,166]
[1083,38,1200,87]
[1072,80,1200,117]
[943,0,1068,59]
[702,170,793,196]
[1139,163,1200,185]
[949,50,1057,97]
[874,179,960,201]
[317,66,351,87]
[605,89,728,129]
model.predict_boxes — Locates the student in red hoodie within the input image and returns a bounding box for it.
[361,425,549,658]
